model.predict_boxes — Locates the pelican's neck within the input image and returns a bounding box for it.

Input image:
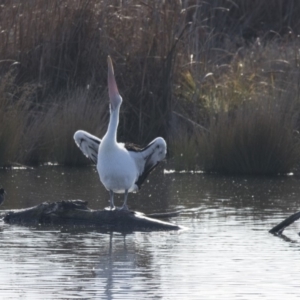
[103,105,120,146]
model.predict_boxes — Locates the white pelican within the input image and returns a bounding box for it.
[74,56,167,210]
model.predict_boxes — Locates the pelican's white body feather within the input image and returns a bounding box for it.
[97,142,138,193]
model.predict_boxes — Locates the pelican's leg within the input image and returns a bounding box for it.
[109,190,115,210]
[121,189,129,210]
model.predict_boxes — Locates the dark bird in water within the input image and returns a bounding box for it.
[0,188,6,206]
[74,56,167,210]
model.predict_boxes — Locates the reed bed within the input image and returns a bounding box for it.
[1,0,300,174]
[171,38,300,174]
[22,88,108,166]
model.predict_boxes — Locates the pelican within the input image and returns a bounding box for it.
[0,188,6,206]
[74,56,167,210]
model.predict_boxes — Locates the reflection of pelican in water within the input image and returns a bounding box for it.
[91,233,157,298]
[92,233,134,298]
[0,188,6,206]
[74,56,167,210]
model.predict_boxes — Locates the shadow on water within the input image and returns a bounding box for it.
[1,165,300,298]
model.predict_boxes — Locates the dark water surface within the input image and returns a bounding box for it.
[0,166,300,299]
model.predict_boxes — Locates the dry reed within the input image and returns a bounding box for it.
[171,38,300,174]
[1,0,300,173]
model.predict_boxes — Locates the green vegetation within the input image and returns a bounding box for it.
[1,0,300,174]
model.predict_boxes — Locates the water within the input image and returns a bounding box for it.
[0,166,300,299]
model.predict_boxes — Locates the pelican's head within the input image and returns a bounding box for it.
[151,137,167,161]
[107,56,123,111]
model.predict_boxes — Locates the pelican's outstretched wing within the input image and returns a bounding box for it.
[74,130,101,164]
[74,130,166,189]
[127,137,167,189]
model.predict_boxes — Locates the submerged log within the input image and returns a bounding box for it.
[269,211,300,235]
[2,200,181,232]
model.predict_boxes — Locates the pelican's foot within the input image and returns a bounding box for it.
[105,206,116,211]
[120,204,129,211]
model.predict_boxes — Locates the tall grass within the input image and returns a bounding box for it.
[171,38,300,174]
[198,97,300,175]
[0,70,34,165]
[1,0,300,173]
[0,0,184,165]
[0,0,184,143]
[22,88,108,166]
[0,70,107,165]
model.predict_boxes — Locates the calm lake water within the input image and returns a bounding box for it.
[0,165,300,299]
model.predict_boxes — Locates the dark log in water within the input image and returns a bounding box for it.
[269,211,300,235]
[2,200,181,232]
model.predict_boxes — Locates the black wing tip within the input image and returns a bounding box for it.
[73,131,100,165]
[135,162,160,189]
[90,137,101,145]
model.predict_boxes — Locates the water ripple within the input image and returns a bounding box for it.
[0,167,300,299]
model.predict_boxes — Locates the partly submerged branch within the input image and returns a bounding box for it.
[269,211,300,235]
[2,200,182,232]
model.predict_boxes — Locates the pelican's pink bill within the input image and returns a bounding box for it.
[107,56,121,111]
